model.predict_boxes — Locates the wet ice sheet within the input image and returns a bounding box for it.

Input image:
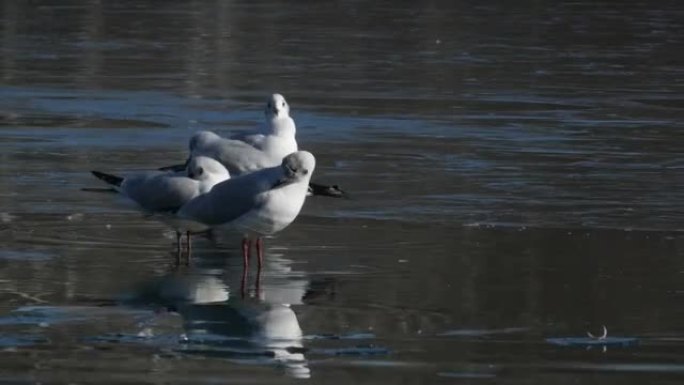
[3,0,684,384]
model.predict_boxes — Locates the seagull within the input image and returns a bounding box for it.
[182,130,344,198]
[162,94,345,198]
[177,93,297,175]
[233,93,298,161]
[175,151,315,270]
[90,156,230,253]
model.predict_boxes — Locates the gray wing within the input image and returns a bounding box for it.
[178,166,279,226]
[229,122,267,143]
[196,138,279,175]
[230,128,261,140]
[232,132,266,148]
[121,172,199,212]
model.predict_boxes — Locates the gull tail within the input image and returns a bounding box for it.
[308,182,349,199]
[158,157,190,172]
[81,187,118,193]
[158,163,186,172]
[91,171,124,187]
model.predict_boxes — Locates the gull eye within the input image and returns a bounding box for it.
[196,167,204,176]
[302,169,309,175]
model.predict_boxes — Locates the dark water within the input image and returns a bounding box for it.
[2,0,684,383]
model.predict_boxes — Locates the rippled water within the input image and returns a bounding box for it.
[2,1,684,383]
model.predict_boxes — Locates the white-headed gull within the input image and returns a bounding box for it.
[91,156,230,252]
[176,151,315,269]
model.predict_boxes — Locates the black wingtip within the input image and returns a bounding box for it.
[159,157,190,172]
[91,171,124,187]
[81,187,118,193]
[308,182,349,199]
[158,163,187,172]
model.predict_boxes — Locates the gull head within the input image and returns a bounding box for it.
[187,155,230,182]
[276,151,316,187]
[265,93,290,119]
[189,130,221,152]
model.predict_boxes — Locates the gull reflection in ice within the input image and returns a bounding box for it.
[130,250,311,379]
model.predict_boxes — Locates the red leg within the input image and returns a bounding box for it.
[256,237,264,271]
[255,267,262,295]
[240,267,247,299]
[241,237,252,269]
